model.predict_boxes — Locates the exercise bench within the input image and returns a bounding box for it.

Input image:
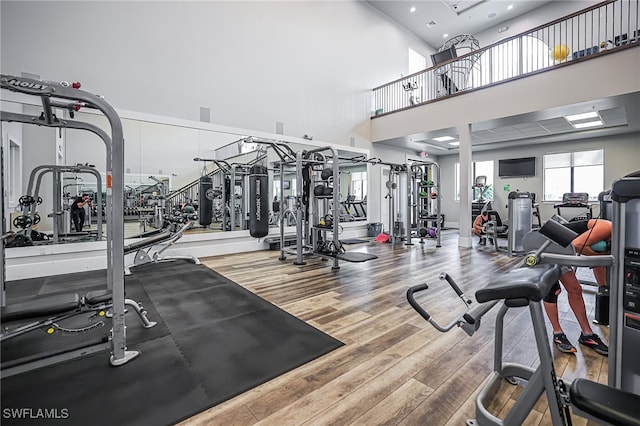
[1,289,157,343]
[124,220,200,274]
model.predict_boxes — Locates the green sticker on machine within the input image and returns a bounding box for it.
[503,184,510,191]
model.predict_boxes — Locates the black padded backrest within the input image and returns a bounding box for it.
[522,231,576,255]
[539,218,579,248]
[475,264,562,304]
[85,290,112,305]
[486,210,502,226]
[570,379,640,426]
[1,293,81,322]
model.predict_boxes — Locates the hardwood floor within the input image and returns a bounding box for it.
[179,230,608,426]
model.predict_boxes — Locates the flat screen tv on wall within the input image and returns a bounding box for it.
[430,46,457,66]
[498,157,536,178]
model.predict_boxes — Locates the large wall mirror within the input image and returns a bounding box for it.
[2,99,368,246]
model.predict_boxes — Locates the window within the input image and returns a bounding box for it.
[454,160,494,201]
[350,171,367,200]
[543,149,603,201]
[273,179,296,197]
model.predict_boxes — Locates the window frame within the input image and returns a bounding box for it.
[454,160,494,201]
[350,171,367,200]
[542,149,604,202]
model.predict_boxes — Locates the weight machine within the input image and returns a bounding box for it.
[279,146,341,269]
[406,159,442,247]
[17,164,103,244]
[408,216,640,425]
[193,159,248,231]
[1,74,137,370]
[277,147,377,270]
[484,191,534,257]
[386,163,409,244]
[196,137,297,234]
[609,174,640,393]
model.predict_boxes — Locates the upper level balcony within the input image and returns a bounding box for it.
[370,0,640,150]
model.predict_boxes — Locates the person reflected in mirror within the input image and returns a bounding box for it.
[71,194,92,232]
[181,199,196,214]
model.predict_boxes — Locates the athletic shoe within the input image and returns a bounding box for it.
[553,333,577,353]
[578,333,608,356]
[419,191,429,198]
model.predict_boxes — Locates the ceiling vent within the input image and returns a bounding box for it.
[426,20,437,28]
[441,0,488,15]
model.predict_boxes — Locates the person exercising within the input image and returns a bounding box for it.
[472,210,490,245]
[544,218,611,355]
[71,194,92,232]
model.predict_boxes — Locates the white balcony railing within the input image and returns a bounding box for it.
[372,0,639,118]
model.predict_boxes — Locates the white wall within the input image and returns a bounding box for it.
[1,0,430,146]
[437,132,640,227]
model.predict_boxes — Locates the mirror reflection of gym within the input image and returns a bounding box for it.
[3,103,368,247]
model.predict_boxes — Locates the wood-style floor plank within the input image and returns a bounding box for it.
[180,230,609,425]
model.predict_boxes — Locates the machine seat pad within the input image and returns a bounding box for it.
[85,290,112,305]
[475,264,562,303]
[570,378,640,426]
[1,293,81,322]
[124,231,172,254]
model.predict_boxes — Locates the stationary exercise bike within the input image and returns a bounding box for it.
[407,218,640,425]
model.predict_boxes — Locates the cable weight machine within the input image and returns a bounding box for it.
[1,74,137,369]
[406,159,442,247]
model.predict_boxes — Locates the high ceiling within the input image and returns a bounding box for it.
[366,0,553,49]
[365,0,640,154]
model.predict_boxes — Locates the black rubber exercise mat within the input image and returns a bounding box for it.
[1,260,344,426]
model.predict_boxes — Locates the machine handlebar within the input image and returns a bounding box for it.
[406,283,431,322]
[406,274,496,336]
[440,272,472,305]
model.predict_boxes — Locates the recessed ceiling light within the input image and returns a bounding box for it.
[572,120,603,129]
[507,4,513,10]
[410,6,416,13]
[443,33,449,38]
[434,136,455,142]
[565,111,599,121]
[448,141,460,146]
